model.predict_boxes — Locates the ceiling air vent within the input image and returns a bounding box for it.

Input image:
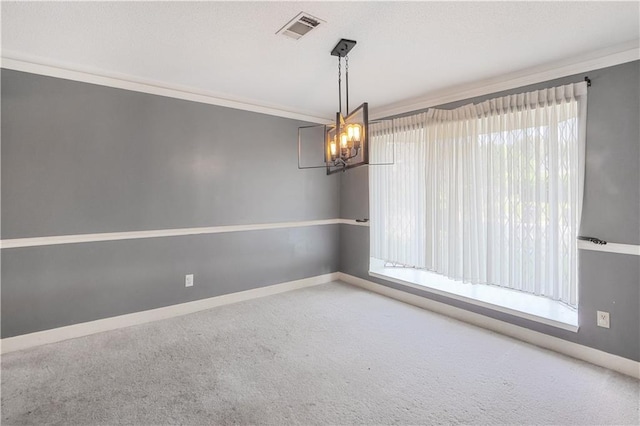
[277,12,324,40]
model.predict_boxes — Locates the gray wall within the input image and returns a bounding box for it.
[1,69,340,337]
[2,71,340,239]
[2,63,639,363]
[340,61,640,362]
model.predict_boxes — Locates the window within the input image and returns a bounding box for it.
[370,83,587,314]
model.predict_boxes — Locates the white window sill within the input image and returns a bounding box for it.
[369,258,578,332]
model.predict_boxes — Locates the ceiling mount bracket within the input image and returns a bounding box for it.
[331,39,357,57]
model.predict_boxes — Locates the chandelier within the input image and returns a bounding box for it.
[324,39,368,174]
[297,38,370,175]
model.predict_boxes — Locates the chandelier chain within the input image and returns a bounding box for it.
[345,55,349,115]
[338,56,342,115]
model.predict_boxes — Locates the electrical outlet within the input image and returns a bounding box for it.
[597,311,610,328]
[185,274,194,288]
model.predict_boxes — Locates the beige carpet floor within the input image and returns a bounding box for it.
[2,281,639,425]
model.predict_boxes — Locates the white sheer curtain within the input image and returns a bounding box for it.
[370,82,587,307]
[370,114,427,268]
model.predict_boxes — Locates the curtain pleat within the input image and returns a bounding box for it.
[370,114,427,268]
[370,82,587,307]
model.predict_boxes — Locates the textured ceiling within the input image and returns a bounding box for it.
[2,1,639,120]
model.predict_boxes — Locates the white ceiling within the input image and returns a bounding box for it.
[2,1,639,121]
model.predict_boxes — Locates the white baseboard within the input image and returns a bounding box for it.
[0,272,339,354]
[4,271,638,380]
[338,272,640,380]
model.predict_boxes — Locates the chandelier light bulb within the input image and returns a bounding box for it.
[352,124,361,142]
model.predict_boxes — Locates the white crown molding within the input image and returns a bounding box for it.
[4,41,637,124]
[338,273,640,379]
[0,54,329,124]
[0,272,339,354]
[371,40,640,119]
